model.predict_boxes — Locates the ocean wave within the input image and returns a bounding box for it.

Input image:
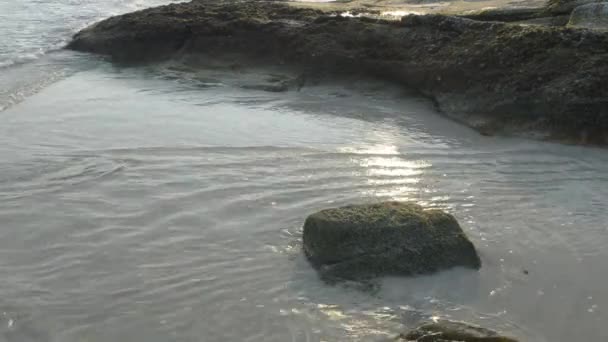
[0,0,187,110]
[0,55,71,112]
[0,51,49,70]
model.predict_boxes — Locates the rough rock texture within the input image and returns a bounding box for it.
[302,202,481,281]
[547,0,604,14]
[568,2,608,28]
[460,7,550,22]
[397,320,519,342]
[459,6,570,26]
[67,0,608,145]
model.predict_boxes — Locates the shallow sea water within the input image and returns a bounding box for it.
[1,1,608,341]
[1,59,608,341]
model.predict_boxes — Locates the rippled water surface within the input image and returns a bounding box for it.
[2,1,608,342]
[0,0,183,111]
[1,60,607,342]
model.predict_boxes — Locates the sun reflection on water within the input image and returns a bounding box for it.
[315,303,402,340]
[340,142,432,201]
[338,143,399,156]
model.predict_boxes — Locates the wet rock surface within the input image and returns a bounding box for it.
[67,0,608,145]
[302,202,481,281]
[568,2,608,29]
[397,320,519,341]
[547,0,604,14]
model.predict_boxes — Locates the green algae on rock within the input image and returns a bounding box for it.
[302,202,481,281]
[397,320,520,342]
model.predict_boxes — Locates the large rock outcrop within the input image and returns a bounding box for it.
[302,202,481,281]
[67,0,608,145]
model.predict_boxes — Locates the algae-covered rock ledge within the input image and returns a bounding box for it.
[67,0,608,146]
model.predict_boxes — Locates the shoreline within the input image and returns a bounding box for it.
[66,0,608,146]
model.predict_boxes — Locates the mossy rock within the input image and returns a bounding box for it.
[397,320,519,342]
[302,202,481,281]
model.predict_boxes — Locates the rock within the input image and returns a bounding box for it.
[66,1,608,146]
[512,14,571,26]
[546,0,603,14]
[302,202,481,281]
[460,7,548,22]
[397,320,519,342]
[568,2,608,29]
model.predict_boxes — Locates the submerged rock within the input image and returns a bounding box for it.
[397,320,519,342]
[302,202,481,281]
[568,2,608,29]
[240,74,307,92]
[241,82,289,92]
[67,1,608,146]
